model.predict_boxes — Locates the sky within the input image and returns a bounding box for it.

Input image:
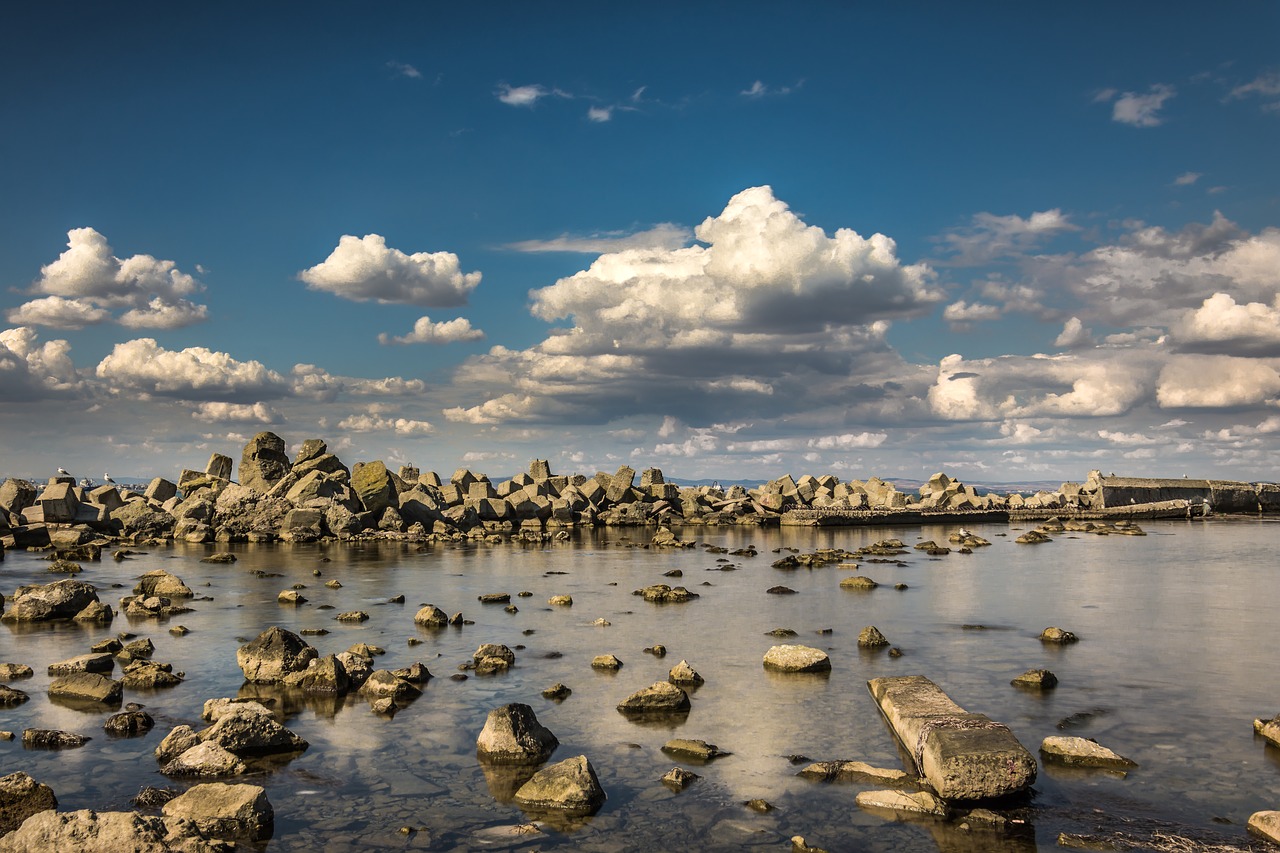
[2,2,1279,485]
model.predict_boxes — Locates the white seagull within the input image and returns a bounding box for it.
[57,467,70,476]
[104,473,116,484]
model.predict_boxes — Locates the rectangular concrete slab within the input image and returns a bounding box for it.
[868,675,1036,801]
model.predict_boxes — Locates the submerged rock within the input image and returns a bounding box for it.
[763,645,831,673]
[617,682,690,715]
[1039,627,1078,644]
[1040,736,1136,769]
[1011,669,1058,689]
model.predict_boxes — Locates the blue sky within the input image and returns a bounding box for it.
[3,2,1279,484]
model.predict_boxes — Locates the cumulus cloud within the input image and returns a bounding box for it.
[1169,292,1280,356]
[96,339,290,402]
[298,234,481,307]
[446,187,940,427]
[7,296,110,329]
[9,228,208,329]
[0,327,85,400]
[1054,317,1095,349]
[943,300,1002,330]
[337,413,434,435]
[378,316,485,345]
[1110,84,1175,127]
[928,352,1157,421]
[1156,355,1280,407]
[939,209,1078,265]
[807,432,888,450]
[191,402,284,424]
[508,223,692,254]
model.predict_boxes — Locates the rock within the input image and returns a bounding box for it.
[745,798,774,813]
[478,593,511,604]
[474,643,516,665]
[1249,811,1280,845]
[350,460,398,516]
[199,552,237,564]
[0,772,57,836]
[281,654,349,694]
[123,595,189,619]
[855,788,950,817]
[413,604,449,627]
[335,652,372,687]
[111,500,175,539]
[763,645,831,673]
[199,703,309,756]
[104,710,155,736]
[155,725,203,763]
[548,595,573,606]
[46,559,82,574]
[163,741,248,777]
[617,682,690,715]
[798,760,914,786]
[591,654,623,670]
[0,809,227,852]
[121,660,183,689]
[1015,530,1052,544]
[48,672,122,706]
[334,611,369,622]
[668,659,704,686]
[0,685,30,707]
[134,570,193,598]
[359,670,422,703]
[635,584,699,603]
[162,782,274,843]
[512,755,606,816]
[1256,715,1280,748]
[476,703,559,764]
[1011,669,1058,689]
[276,589,306,605]
[239,431,291,493]
[0,663,34,680]
[542,683,571,700]
[661,739,726,761]
[858,626,889,648]
[22,729,90,750]
[47,653,114,675]
[661,767,699,791]
[1039,627,1078,644]
[1,579,100,623]
[1040,736,1137,769]
[236,626,317,683]
[839,576,879,590]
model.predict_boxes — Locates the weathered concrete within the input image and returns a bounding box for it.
[1040,736,1136,769]
[867,675,1036,801]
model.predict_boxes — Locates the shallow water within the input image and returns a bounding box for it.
[3,518,1280,851]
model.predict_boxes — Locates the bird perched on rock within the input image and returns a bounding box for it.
[57,466,70,476]
[104,473,116,484]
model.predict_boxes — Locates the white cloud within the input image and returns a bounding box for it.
[96,338,290,402]
[1173,171,1202,186]
[191,402,284,424]
[6,296,111,329]
[928,352,1157,421]
[12,227,208,329]
[1097,429,1157,445]
[507,223,692,254]
[1111,84,1175,127]
[0,327,85,400]
[1170,292,1280,356]
[496,83,566,107]
[337,414,434,435]
[807,432,888,450]
[1228,71,1280,110]
[939,209,1078,265]
[740,80,796,97]
[346,376,428,396]
[446,186,940,427]
[587,106,612,122]
[378,315,485,345]
[1156,355,1280,408]
[386,61,422,79]
[1054,317,1095,349]
[943,300,1001,329]
[298,234,481,307]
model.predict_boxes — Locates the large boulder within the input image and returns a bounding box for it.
[512,755,606,816]
[198,704,308,757]
[162,783,273,843]
[238,432,291,493]
[1,580,100,623]
[0,809,226,853]
[235,627,317,683]
[161,742,247,778]
[134,570,193,598]
[0,772,57,835]
[350,461,397,515]
[111,500,175,539]
[48,672,123,706]
[476,704,559,764]
[281,654,349,694]
[0,479,37,515]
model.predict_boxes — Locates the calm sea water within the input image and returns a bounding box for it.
[3,518,1280,851]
